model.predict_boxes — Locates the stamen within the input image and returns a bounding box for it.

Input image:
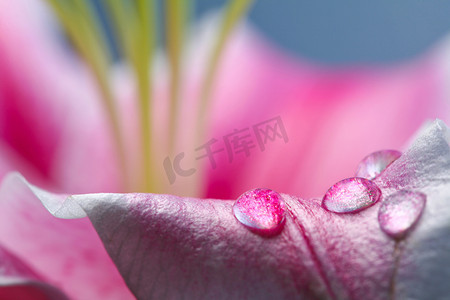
[106,0,158,193]
[46,0,255,194]
[105,0,138,64]
[135,0,157,193]
[45,0,129,190]
[166,0,190,153]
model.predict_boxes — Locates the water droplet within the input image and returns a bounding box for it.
[356,150,402,179]
[233,188,285,235]
[378,190,426,239]
[322,177,381,213]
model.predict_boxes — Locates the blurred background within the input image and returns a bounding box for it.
[195,0,450,64]
[91,0,450,64]
[3,0,450,198]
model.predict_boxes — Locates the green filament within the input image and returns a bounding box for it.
[166,0,190,153]
[45,0,129,190]
[106,0,157,193]
[135,0,157,193]
[104,0,138,65]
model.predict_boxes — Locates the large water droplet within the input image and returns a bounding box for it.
[233,188,285,235]
[356,150,402,179]
[322,177,381,213]
[378,190,426,239]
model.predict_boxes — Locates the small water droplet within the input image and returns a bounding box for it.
[322,177,381,213]
[356,150,402,179]
[378,190,426,239]
[233,188,285,235]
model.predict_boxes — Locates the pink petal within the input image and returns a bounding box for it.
[80,119,450,299]
[0,245,69,300]
[0,175,134,299]
[0,0,125,193]
[0,0,73,178]
[4,177,393,299]
[372,120,450,299]
[0,140,49,188]
[4,120,449,299]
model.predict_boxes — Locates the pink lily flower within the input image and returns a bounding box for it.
[1,0,449,299]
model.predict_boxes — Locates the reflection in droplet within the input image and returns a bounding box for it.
[233,188,285,235]
[378,190,426,239]
[322,177,381,213]
[356,150,402,179]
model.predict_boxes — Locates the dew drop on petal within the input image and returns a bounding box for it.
[355,150,402,180]
[378,190,426,239]
[233,188,285,235]
[322,177,381,213]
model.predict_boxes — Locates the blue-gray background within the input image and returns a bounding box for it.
[195,0,450,64]
[92,0,450,64]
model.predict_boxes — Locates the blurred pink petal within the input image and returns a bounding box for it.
[0,0,125,193]
[203,25,450,199]
[0,1,66,179]
[1,0,450,199]
[0,140,47,188]
[0,245,68,300]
